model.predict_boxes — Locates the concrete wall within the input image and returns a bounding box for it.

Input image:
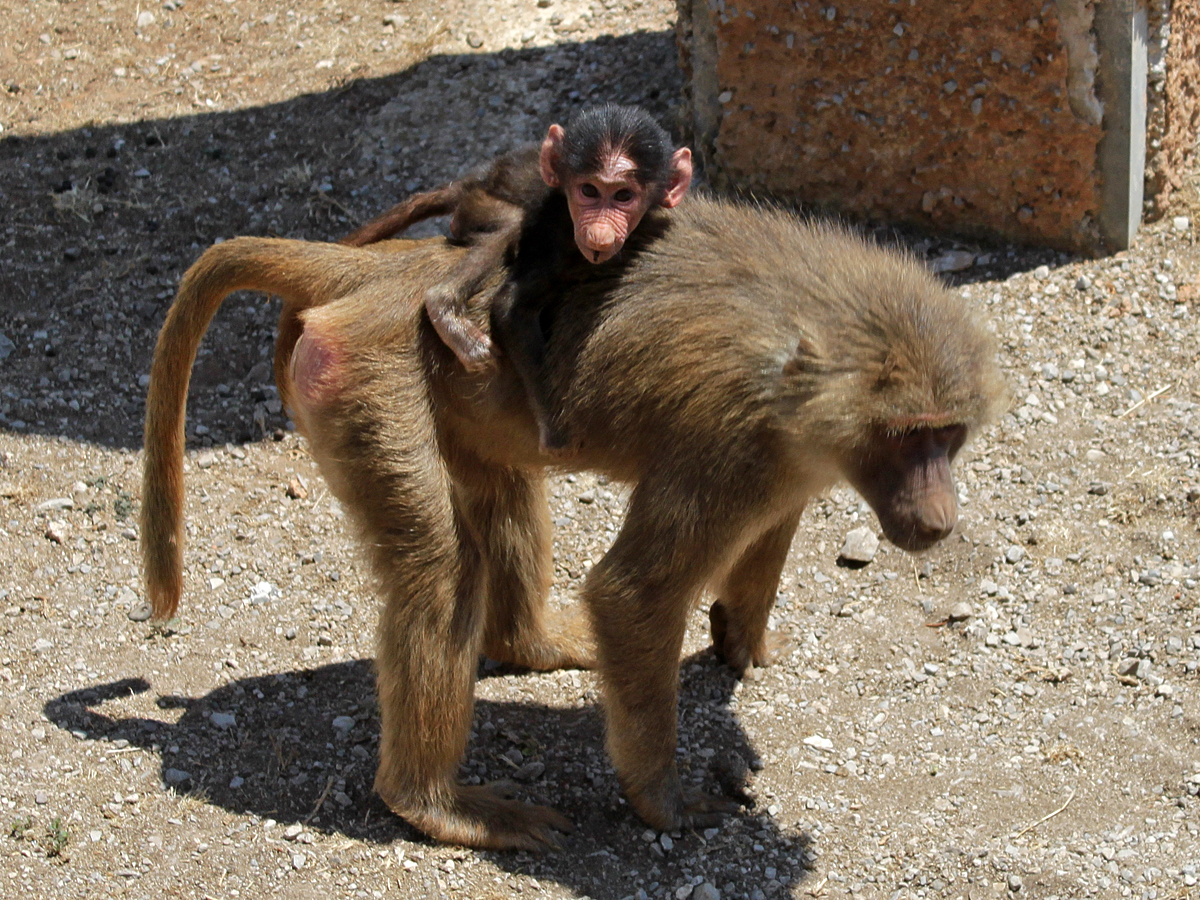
[676,0,1199,255]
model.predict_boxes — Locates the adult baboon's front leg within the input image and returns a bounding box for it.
[583,479,743,830]
[709,508,803,674]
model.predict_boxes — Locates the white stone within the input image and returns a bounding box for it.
[838,527,879,563]
[931,250,976,273]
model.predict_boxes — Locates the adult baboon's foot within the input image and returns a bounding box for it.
[380,780,573,851]
[487,607,596,671]
[624,767,744,832]
[535,607,596,669]
[709,601,784,675]
[679,787,746,828]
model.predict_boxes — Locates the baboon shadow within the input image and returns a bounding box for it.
[45,650,811,898]
[0,30,684,452]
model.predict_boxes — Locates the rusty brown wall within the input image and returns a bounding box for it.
[1146,0,1200,216]
[677,0,1197,253]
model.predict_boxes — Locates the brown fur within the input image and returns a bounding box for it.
[141,196,1004,849]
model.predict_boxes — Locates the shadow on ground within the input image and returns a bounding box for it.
[0,27,1064,453]
[46,650,812,899]
[0,30,684,451]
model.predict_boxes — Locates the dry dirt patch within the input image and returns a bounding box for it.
[2,2,1200,899]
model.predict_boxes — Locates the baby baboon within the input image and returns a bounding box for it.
[341,104,692,452]
[141,196,1005,850]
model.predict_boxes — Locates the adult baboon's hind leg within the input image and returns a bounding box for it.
[459,464,594,671]
[709,509,802,675]
[296,334,571,850]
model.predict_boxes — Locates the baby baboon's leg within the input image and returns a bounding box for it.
[709,509,803,675]
[461,466,594,670]
[583,479,743,830]
[425,226,517,370]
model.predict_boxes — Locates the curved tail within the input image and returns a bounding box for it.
[340,186,457,247]
[141,237,370,620]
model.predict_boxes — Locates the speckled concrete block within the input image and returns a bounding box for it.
[676,0,1198,254]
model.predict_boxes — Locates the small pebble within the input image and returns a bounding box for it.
[514,760,545,782]
[931,250,976,273]
[838,526,879,564]
[947,601,973,621]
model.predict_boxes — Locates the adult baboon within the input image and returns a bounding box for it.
[142,196,1005,849]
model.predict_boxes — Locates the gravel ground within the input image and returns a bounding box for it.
[3,2,1200,900]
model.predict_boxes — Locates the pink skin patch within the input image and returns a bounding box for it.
[291,328,343,407]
